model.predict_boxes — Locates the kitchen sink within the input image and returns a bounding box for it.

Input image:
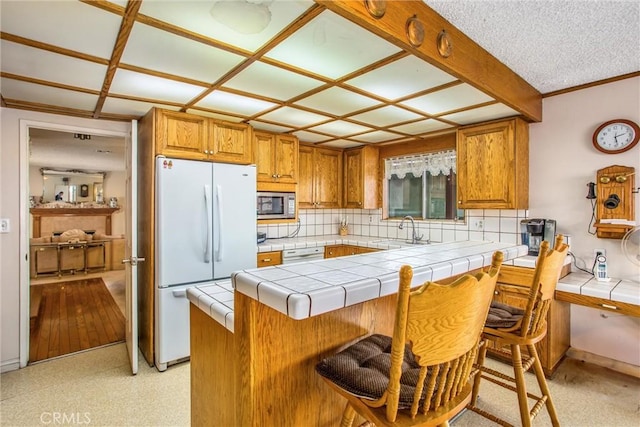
[371,239,430,246]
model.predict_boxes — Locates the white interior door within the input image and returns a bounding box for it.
[124,120,139,375]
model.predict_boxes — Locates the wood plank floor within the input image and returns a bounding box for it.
[29,278,125,363]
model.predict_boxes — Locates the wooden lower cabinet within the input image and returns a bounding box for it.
[257,250,282,267]
[324,244,378,258]
[489,265,570,377]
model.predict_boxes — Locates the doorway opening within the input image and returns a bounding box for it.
[20,121,130,366]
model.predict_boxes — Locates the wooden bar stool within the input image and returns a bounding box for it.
[468,235,569,427]
[316,251,503,426]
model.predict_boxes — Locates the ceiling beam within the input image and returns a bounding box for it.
[317,0,542,122]
[92,0,142,119]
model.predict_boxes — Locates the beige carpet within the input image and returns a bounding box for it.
[453,356,640,426]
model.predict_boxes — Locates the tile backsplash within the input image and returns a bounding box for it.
[258,209,530,244]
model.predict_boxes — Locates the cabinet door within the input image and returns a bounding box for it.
[457,119,528,209]
[344,149,364,208]
[155,110,208,160]
[324,245,347,258]
[315,148,343,209]
[255,132,277,182]
[274,135,298,183]
[209,121,252,164]
[298,146,315,208]
[344,146,379,209]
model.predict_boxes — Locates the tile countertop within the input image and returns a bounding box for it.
[187,240,528,332]
[557,271,640,306]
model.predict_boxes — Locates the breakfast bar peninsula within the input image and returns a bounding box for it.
[187,240,527,426]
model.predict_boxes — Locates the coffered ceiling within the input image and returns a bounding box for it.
[2,0,639,154]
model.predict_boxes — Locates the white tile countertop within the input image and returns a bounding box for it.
[187,240,528,332]
[557,271,640,306]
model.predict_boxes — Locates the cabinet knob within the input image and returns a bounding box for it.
[204,150,209,154]
[272,174,277,178]
[263,258,271,262]
[494,290,499,295]
[358,202,362,206]
[458,200,462,204]
[276,174,281,178]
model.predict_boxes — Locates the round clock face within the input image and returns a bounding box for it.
[593,119,640,154]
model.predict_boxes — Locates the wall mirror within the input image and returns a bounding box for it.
[41,168,106,203]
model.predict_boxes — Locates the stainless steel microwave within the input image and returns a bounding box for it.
[257,192,296,220]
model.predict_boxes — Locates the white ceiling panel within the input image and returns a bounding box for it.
[349,106,423,127]
[351,131,404,143]
[223,61,324,101]
[258,106,331,128]
[440,104,519,125]
[292,131,332,144]
[265,11,401,80]
[321,139,363,149]
[121,22,245,84]
[390,119,454,135]
[249,121,295,134]
[138,0,314,53]
[307,120,371,137]
[0,1,121,59]
[1,79,98,111]
[109,69,205,104]
[1,41,107,91]
[195,90,277,116]
[293,87,381,116]
[102,97,179,117]
[186,109,245,122]
[345,56,458,100]
[400,84,494,115]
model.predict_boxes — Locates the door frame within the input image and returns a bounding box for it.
[18,119,131,368]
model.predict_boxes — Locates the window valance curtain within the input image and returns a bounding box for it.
[384,150,456,179]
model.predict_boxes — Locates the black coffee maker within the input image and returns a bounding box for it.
[520,219,557,256]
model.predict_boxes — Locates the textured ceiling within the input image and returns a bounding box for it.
[428,0,640,94]
[4,0,639,172]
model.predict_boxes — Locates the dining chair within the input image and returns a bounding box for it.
[467,234,569,427]
[315,251,503,426]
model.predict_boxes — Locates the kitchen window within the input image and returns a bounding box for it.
[385,150,464,220]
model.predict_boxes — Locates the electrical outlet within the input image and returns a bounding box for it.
[369,215,373,223]
[474,220,484,231]
[0,218,9,233]
[594,248,606,257]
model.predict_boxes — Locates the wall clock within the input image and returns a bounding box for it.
[592,119,639,154]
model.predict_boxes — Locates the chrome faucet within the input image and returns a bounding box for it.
[398,215,424,244]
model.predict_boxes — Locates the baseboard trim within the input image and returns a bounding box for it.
[1,359,20,373]
[567,348,640,379]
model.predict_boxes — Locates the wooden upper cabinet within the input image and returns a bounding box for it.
[154,108,252,164]
[209,120,252,164]
[155,110,208,160]
[456,118,529,209]
[298,145,343,209]
[344,146,379,209]
[254,131,298,184]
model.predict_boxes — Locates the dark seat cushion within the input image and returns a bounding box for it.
[315,334,425,409]
[486,301,525,328]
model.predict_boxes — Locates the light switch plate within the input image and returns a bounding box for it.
[0,218,10,233]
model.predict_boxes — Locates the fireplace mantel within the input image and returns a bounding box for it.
[30,207,119,237]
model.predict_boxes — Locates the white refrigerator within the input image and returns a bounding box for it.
[154,157,256,371]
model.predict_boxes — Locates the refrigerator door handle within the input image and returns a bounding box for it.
[215,184,223,262]
[171,289,187,298]
[204,185,212,263]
